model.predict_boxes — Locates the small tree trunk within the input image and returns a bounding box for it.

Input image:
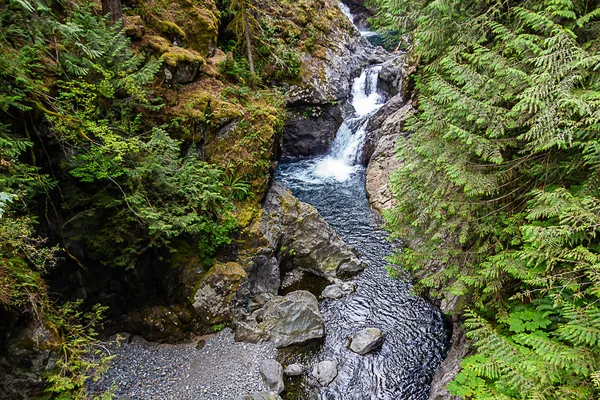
[102,0,123,25]
[241,2,255,74]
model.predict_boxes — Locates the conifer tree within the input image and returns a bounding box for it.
[370,0,600,397]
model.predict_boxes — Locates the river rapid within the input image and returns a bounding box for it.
[274,9,450,398]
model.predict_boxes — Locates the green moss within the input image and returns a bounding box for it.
[153,18,186,41]
[161,47,205,67]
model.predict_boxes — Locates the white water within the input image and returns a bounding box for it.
[339,2,377,38]
[309,66,384,182]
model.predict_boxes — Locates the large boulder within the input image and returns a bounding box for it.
[259,360,284,394]
[192,262,247,325]
[258,182,366,281]
[282,104,343,157]
[256,291,325,348]
[349,328,385,355]
[311,360,338,386]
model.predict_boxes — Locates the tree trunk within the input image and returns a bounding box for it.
[241,2,255,74]
[101,0,123,25]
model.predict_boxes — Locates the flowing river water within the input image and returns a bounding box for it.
[273,9,450,399]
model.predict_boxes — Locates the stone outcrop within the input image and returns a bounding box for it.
[253,291,325,348]
[281,104,342,157]
[258,181,366,281]
[429,319,467,400]
[349,327,385,355]
[363,98,414,212]
[192,262,247,325]
[0,321,58,400]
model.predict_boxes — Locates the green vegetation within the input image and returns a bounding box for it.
[0,0,290,396]
[371,0,600,398]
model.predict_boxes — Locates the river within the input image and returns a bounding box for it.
[273,9,450,398]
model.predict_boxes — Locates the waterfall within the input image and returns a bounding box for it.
[338,1,378,39]
[313,66,385,181]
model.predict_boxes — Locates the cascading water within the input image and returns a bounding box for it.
[338,2,379,41]
[273,6,450,400]
[287,66,384,183]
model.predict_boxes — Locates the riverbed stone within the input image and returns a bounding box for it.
[311,360,338,386]
[237,393,283,400]
[258,291,325,348]
[259,360,284,394]
[284,363,305,376]
[322,284,345,299]
[349,328,385,355]
[322,281,358,299]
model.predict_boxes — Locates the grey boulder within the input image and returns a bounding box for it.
[349,328,385,355]
[311,360,338,386]
[321,284,345,299]
[259,291,325,348]
[284,363,305,376]
[321,282,357,299]
[259,360,284,394]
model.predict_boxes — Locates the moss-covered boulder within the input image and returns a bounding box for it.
[129,0,219,57]
[192,262,247,326]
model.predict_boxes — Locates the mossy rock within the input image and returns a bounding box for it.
[191,261,247,326]
[161,47,205,68]
[141,0,219,57]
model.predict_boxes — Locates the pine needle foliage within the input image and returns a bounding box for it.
[371,0,600,397]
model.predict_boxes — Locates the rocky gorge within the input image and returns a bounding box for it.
[0,1,460,399]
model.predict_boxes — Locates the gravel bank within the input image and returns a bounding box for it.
[88,328,277,399]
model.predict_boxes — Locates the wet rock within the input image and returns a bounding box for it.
[321,281,357,299]
[349,328,385,355]
[259,360,284,394]
[311,360,338,386]
[321,284,345,299]
[378,55,405,97]
[192,262,247,325]
[247,249,280,296]
[342,281,358,293]
[429,317,468,400]
[236,392,283,400]
[260,182,366,281]
[258,291,325,348]
[282,104,343,157]
[284,363,305,376]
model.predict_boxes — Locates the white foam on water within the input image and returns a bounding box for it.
[310,66,385,182]
[339,2,354,22]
